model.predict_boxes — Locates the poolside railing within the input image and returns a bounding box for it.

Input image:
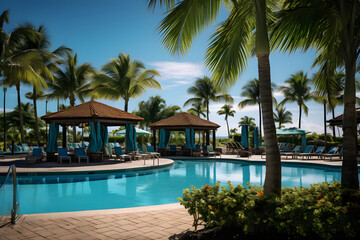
[0,164,20,227]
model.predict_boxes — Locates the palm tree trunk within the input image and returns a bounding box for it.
[16,84,25,143]
[255,0,281,196]
[124,98,129,112]
[206,100,209,121]
[323,100,327,147]
[33,87,40,146]
[258,102,262,143]
[341,60,359,189]
[332,108,336,138]
[298,104,302,129]
[69,95,76,142]
[226,118,230,138]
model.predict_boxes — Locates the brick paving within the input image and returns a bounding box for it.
[0,204,198,240]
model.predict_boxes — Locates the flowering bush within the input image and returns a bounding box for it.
[178,181,360,239]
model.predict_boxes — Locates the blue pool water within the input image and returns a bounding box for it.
[3,160,359,214]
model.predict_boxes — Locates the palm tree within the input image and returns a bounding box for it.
[92,53,161,112]
[25,90,45,145]
[278,71,313,129]
[187,102,206,118]
[217,104,236,138]
[1,24,53,143]
[184,76,233,121]
[239,116,257,129]
[135,95,181,127]
[312,70,345,140]
[48,53,94,139]
[149,0,282,195]
[272,0,360,189]
[273,104,293,129]
[239,78,276,143]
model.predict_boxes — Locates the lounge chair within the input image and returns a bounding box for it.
[320,147,343,161]
[296,145,315,159]
[26,148,43,164]
[279,143,292,152]
[148,145,161,158]
[206,145,221,158]
[280,145,302,159]
[169,145,177,155]
[58,147,71,163]
[75,148,89,163]
[114,147,130,161]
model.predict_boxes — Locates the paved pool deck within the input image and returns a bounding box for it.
[0,154,359,239]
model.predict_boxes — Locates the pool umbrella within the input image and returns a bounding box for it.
[276,127,311,152]
[88,122,98,152]
[241,125,249,148]
[46,123,59,152]
[254,127,259,149]
[116,127,151,135]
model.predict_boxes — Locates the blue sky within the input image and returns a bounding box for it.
[0,0,345,137]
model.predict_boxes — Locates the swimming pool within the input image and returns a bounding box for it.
[4,160,360,214]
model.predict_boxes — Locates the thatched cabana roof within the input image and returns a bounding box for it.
[148,112,220,130]
[327,107,360,126]
[41,100,143,126]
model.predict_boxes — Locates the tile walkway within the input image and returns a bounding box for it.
[0,204,197,240]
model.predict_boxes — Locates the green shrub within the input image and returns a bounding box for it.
[233,133,241,143]
[178,181,360,239]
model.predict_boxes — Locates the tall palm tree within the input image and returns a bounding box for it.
[312,70,345,139]
[239,78,276,143]
[184,76,233,121]
[92,53,161,112]
[187,102,206,118]
[278,71,313,129]
[272,0,360,189]
[238,116,257,130]
[149,0,282,195]
[135,95,181,127]
[273,104,293,129]
[217,104,236,138]
[48,53,94,139]
[1,24,53,143]
[25,90,45,145]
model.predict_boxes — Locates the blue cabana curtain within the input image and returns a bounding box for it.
[254,127,259,149]
[89,122,98,152]
[96,122,103,151]
[46,123,59,152]
[158,129,171,149]
[126,124,138,151]
[241,125,249,148]
[102,125,109,148]
[185,128,196,149]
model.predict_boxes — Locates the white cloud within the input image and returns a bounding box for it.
[273,90,284,97]
[149,61,204,81]
[0,108,13,113]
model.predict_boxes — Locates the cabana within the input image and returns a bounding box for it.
[327,108,360,126]
[276,127,311,152]
[41,101,143,161]
[148,112,220,156]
